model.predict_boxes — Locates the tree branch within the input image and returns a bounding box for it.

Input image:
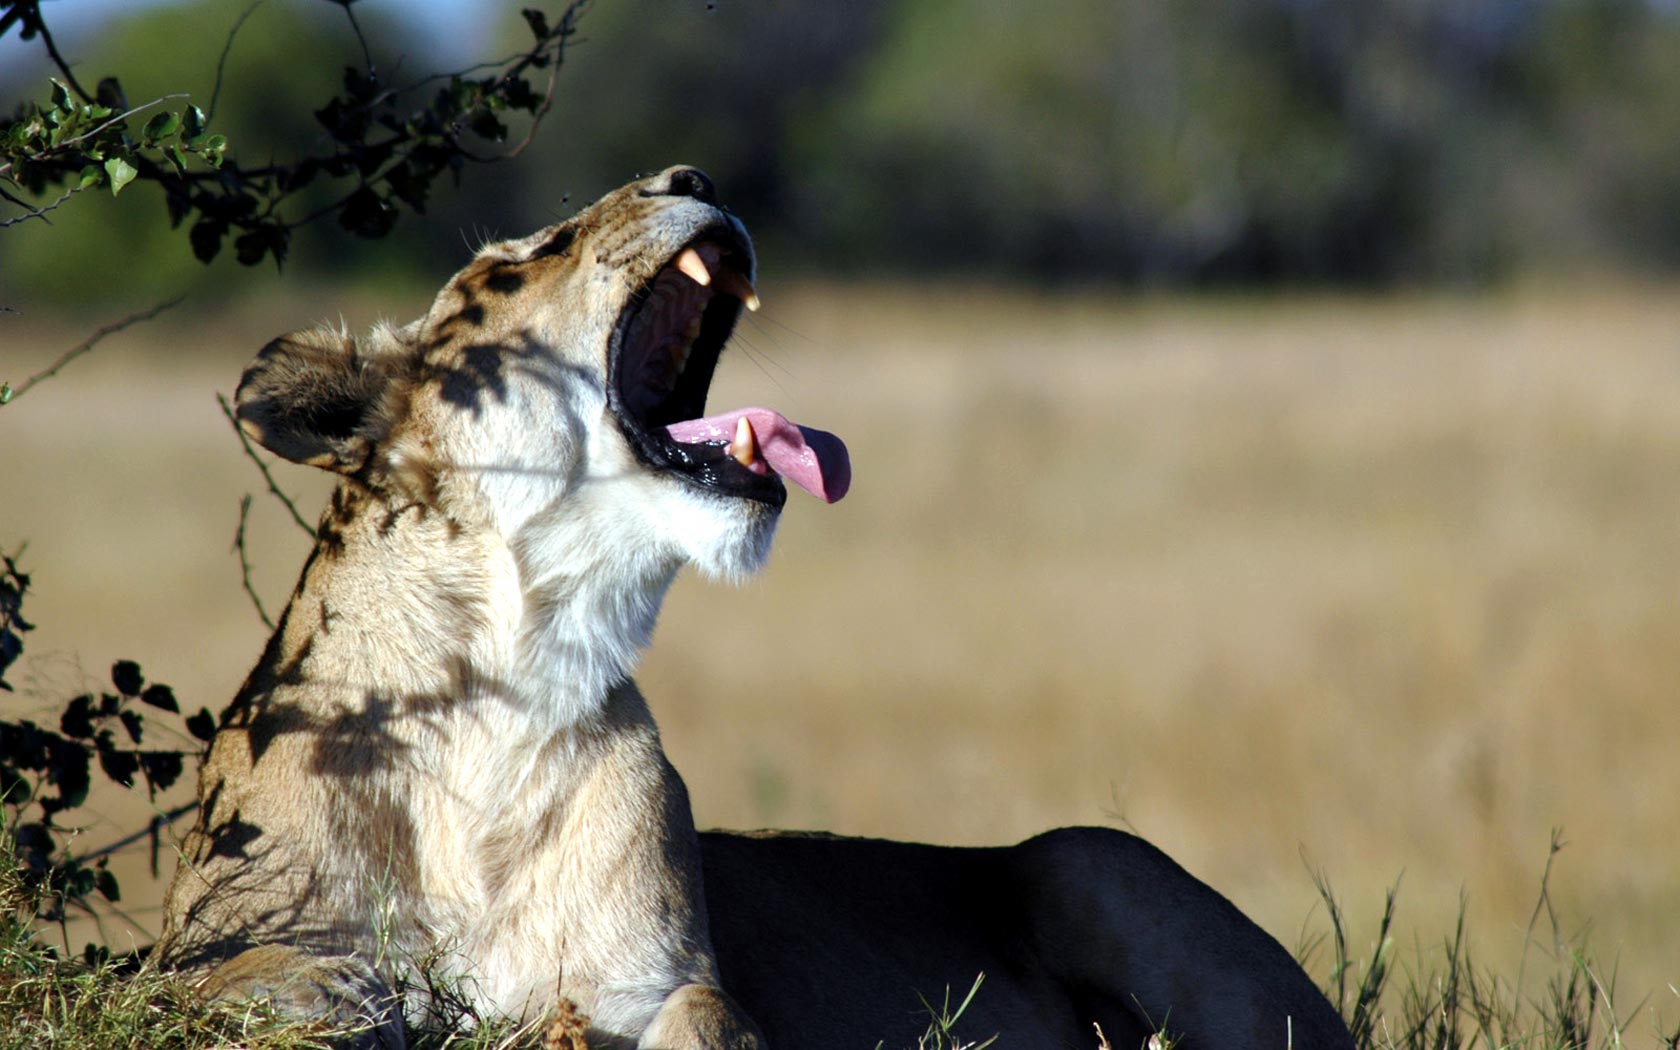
[21,2,95,104]
[233,494,276,630]
[336,0,376,77]
[2,296,186,404]
[208,0,265,124]
[0,183,79,228]
[216,392,314,536]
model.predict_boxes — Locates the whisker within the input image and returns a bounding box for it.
[729,330,798,405]
[750,308,838,356]
[733,324,797,381]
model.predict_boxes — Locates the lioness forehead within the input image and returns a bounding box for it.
[464,171,746,284]
[417,167,753,349]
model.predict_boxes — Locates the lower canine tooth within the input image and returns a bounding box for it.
[730,416,757,468]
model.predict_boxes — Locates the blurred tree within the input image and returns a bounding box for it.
[10,0,1680,293]
[505,0,891,264]
[497,0,1680,286]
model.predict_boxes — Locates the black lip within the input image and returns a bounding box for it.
[607,226,786,509]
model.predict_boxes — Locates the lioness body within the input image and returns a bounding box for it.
[702,828,1352,1049]
[155,168,1353,1049]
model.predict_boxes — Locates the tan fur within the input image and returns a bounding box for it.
[156,168,1354,1050]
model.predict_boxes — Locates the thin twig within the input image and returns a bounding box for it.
[501,50,564,161]
[233,494,276,630]
[0,183,80,228]
[208,0,265,123]
[391,50,541,95]
[338,0,377,77]
[495,0,589,161]
[3,296,185,403]
[23,1,95,104]
[216,392,314,536]
[414,0,589,165]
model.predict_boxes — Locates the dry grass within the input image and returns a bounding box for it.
[3,281,1679,1035]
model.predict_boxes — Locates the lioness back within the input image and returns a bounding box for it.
[702,827,1353,1049]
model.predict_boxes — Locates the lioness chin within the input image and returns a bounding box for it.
[155,167,1353,1050]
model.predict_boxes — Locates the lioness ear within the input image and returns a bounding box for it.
[235,329,389,473]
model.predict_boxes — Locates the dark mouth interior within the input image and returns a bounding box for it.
[608,231,786,508]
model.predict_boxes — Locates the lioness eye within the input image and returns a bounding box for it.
[533,228,576,259]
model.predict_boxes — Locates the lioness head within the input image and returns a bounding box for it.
[234,166,848,583]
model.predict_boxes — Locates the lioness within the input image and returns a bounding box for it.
[156,167,1354,1050]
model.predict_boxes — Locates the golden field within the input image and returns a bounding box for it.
[3,283,1678,1031]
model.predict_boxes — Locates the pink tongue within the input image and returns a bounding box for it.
[665,407,851,503]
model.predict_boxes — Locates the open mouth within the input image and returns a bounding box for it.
[608,228,850,507]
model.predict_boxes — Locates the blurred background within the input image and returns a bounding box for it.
[3,0,1679,1029]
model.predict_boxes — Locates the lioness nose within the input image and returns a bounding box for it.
[654,166,718,204]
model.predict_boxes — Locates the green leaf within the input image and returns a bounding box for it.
[95,77,127,111]
[77,164,103,189]
[0,384,12,405]
[163,144,187,174]
[338,186,397,238]
[180,105,206,141]
[49,79,71,112]
[103,156,138,197]
[142,110,179,144]
[468,110,507,142]
[522,8,550,39]
[189,218,226,263]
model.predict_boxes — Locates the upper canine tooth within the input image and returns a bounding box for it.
[715,269,760,311]
[674,247,711,287]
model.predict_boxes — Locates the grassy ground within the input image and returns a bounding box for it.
[3,281,1679,1043]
